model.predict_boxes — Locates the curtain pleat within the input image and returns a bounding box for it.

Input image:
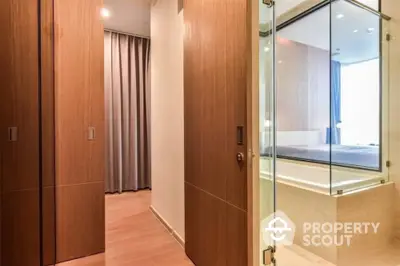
[104,31,151,193]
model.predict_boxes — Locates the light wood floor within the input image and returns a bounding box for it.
[58,190,193,266]
[57,190,400,266]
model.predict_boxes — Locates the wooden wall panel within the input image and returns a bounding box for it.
[2,190,40,266]
[54,0,105,262]
[43,187,56,266]
[184,0,229,201]
[88,5,105,185]
[56,182,105,262]
[54,0,91,187]
[0,0,40,193]
[226,205,247,266]
[0,0,41,265]
[226,0,248,210]
[184,0,249,264]
[185,184,227,266]
[41,0,56,264]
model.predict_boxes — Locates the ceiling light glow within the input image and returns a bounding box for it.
[353,29,359,33]
[336,13,344,19]
[101,7,110,18]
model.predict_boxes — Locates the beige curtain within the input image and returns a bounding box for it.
[104,31,151,193]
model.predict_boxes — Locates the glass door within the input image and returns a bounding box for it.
[258,0,277,265]
[257,1,396,266]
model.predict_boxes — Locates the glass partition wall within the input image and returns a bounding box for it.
[330,0,390,194]
[258,0,391,265]
[258,0,276,265]
[259,0,390,196]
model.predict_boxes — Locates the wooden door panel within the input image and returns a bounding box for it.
[184,0,229,201]
[2,190,40,266]
[185,183,227,266]
[226,205,248,266]
[0,0,40,193]
[0,0,41,265]
[54,0,105,262]
[56,182,105,262]
[184,0,249,264]
[55,0,91,186]
[225,0,248,211]
[88,0,105,185]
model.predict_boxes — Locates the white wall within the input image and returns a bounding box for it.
[103,0,151,37]
[150,0,185,241]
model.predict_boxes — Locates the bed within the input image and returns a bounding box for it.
[261,144,380,170]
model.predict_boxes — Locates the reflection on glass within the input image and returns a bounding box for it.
[260,1,381,171]
[259,0,387,197]
[330,0,381,172]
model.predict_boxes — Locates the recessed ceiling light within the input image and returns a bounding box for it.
[336,13,344,19]
[101,7,110,18]
[367,27,375,34]
[353,29,359,33]
[264,47,270,52]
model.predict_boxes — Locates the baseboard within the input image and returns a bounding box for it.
[149,205,185,248]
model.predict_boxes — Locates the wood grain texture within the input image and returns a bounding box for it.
[55,0,91,186]
[88,4,105,185]
[2,190,40,266]
[0,0,40,193]
[226,0,248,210]
[185,184,227,266]
[56,182,105,263]
[43,186,56,266]
[184,0,249,264]
[184,0,229,201]
[0,0,41,265]
[41,0,56,264]
[41,0,55,189]
[54,0,105,262]
[226,204,247,266]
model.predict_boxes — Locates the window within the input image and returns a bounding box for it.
[260,0,382,170]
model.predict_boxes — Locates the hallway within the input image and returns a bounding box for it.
[59,191,193,266]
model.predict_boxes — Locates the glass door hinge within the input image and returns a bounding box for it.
[263,0,274,7]
[386,33,392,41]
[386,160,391,167]
[263,246,276,265]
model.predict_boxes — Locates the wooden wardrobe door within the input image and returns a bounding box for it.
[184,0,249,265]
[0,0,41,265]
[41,0,57,264]
[88,0,105,186]
[88,0,106,257]
[54,0,105,262]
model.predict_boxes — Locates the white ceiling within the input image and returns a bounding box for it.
[103,0,151,37]
[260,0,381,63]
[260,0,379,22]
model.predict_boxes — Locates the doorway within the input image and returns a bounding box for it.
[257,0,398,265]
